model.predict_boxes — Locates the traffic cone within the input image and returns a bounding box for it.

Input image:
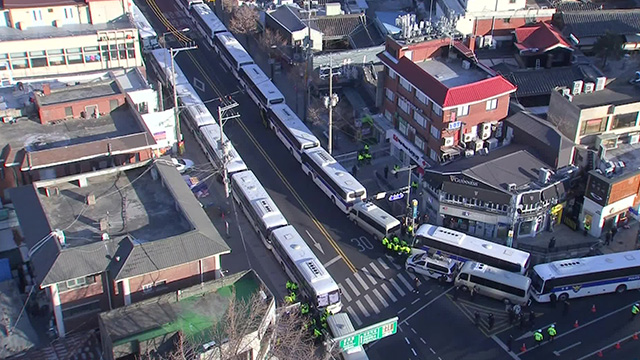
[597,350,603,357]
[615,342,621,349]
[574,319,579,328]
[520,343,527,352]
[592,304,597,313]
[634,333,639,340]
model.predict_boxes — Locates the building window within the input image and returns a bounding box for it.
[432,104,442,116]
[67,54,83,64]
[611,112,639,130]
[399,77,412,92]
[416,90,429,105]
[30,52,47,68]
[142,280,167,293]
[429,148,438,161]
[414,111,427,128]
[10,52,27,58]
[109,99,119,111]
[62,301,101,319]
[414,136,424,151]
[48,55,65,66]
[580,118,605,135]
[399,118,409,136]
[388,68,397,79]
[11,60,28,69]
[58,275,97,292]
[384,109,392,121]
[457,105,469,117]
[430,125,440,139]
[64,7,74,19]
[65,106,73,117]
[32,10,43,22]
[486,98,498,111]
[398,96,411,114]
[385,88,395,102]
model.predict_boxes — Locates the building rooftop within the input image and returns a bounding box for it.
[38,80,121,106]
[561,9,640,40]
[600,143,640,181]
[496,63,601,97]
[506,112,574,151]
[99,270,268,349]
[554,0,602,12]
[514,22,572,54]
[10,159,230,286]
[268,5,307,33]
[0,16,134,42]
[569,83,640,108]
[0,279,38,359]
[416,57,488,88]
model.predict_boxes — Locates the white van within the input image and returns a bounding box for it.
[405,252,459,282]
[455,262,531,305]
[349,202,401,241]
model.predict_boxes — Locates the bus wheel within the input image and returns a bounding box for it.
[558,293,569,301]
[407,267,415,273]
[332,197,336,205]
[616,284,627,293]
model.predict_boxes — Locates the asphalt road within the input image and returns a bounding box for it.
[137,1,640,359]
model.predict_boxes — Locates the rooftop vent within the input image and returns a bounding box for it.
[86,193,96,205]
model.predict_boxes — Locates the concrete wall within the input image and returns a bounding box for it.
[37,93,126,123]
[465,0,526,13]
[8,4,88,28]
[548,91,581,143]
[88,0,127,24]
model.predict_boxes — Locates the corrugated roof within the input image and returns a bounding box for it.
[267,5,306,33]
[562,9,640,38]
[502,65,593,97]
[515,22,572,53]
[312,14,364,39]
[554,0,601,12]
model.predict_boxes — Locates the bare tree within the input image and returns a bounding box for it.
[229,5,259,51]
[258,28,287,53]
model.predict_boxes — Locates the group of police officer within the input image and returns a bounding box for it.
[357,144,373,164]
[382,223,415,256]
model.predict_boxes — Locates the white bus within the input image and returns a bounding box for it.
[190,3,227,48]
[238,64,285,110]
[412,224,531,274]
[455,262,531,305]
[196,124,248,175]
[148,48,190,90]
[301,148,366,213]
[213,32,254,79]
[231,170,288,249]
[348,202,400,241]
[177,0,204,16]
[270,225,342,314]
[267,104,319,162]
[180,92,218,130]
[530,250,640,302]
[130,2,159,52]
[327,314,370,360]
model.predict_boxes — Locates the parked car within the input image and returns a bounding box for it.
[172,157,194,174]
[405,252,459,283]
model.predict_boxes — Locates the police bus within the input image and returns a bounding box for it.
[267,104,320,162]
[213,32,254,79]
[530,250,640,302]
[148,48,190,92]
[412,224,531,274]
[455,262,531,305]
[301,148,366,213]
[348,201,400,241]
[180,93,218,131]
[177,0,204,16]
[190,3,227,48]
[238,64,285,111]
[196,124,248,176]
[327,313,370,360]
[231,170,288,249]
[270,225,342,314]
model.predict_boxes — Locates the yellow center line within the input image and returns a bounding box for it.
[146,0,358,274]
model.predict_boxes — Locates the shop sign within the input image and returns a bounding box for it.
[389,130,428,169]
[449,175,479,187]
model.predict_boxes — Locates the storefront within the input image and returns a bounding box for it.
[387,129,429,173]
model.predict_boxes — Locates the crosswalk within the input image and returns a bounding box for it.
[339,256,430,326]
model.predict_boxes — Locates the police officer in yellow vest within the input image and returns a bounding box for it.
[382,237,389,246]
[631,303,640,320]
[386,241,393,252]
[534,329,543,344]
[393,236,400,245]
[547,324,556,341]
[407,224,414,236]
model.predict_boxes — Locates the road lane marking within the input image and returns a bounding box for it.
[323,255,341,268]
[364,294,380,314]
[373,289,389,308]
[381,283,398,302]
[389,278,406,297]
[491,335,522,360]
[369,262,386,279]
[405,337,410,344]
[411,328,417,334]
[411,298,421,305]
[353,272,370,291]
[400,288,450,325]
[356,300,370,317]
[398,307,407,314]
[577,332,640,360]
[411,348,417,356]
[377,257,391,270]
[346,306,363,326]
[430,348,435,354]
[553,342,581,357]
[361,268,378,286]
[338,283,352,302]
[385,254,403,269]
[345,278,361,297]
[420,338,426,344]
[397,273,414,291]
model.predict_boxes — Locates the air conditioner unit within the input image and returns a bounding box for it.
[584,82,595,93]
[485,138,499,150]
[462,60,471,70]
[465,149,475,157]
[572,80,584,95]
[561,88,571,97]
[443,136,454,146]
[474,139,484,151]
[596,76,607,91]
[629,133,640,144]
[478,148,489,156]
[480,123,492,140]
[463,132,475,143]
[564,94,573,102]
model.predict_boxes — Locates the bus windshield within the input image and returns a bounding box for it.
[329,290,341,305]
[531,271,544,293]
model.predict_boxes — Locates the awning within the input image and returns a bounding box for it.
[442,181,512,204]
[521,191,541,205]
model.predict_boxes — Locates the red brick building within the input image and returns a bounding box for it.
[377,37,516,167]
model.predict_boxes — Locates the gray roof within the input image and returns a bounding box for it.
[0,16,134,42]
[506,112,574,151]
[268,5,307,33]
[501,65,599,97]
[561,9,640,39]
[570,83,640,108]
[555,0,602,12]
[38,80,121,106]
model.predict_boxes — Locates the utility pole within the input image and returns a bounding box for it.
[217,101,240,198]
[304,0,312,122]
[323,54,339,154]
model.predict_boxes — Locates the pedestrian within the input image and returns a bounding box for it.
[423,214,429,224]
[453,286,459,301]
[611,225,618,240]
[413,276,421,293]
[549,293,557,308]
[631,303,640,321]
[384,165,389,179]
[474,311,480,326]
[507,334,514,352]
[529,310,536,328]
[563,300,570,316]
[487,313,494,330]
[519,313,526,330]
[605,230,612,245]
[470,285,476,299]
[508,307,515,324]
[351,165,358,177]
[548,236,556,250]
[534,329,544,345]
[547,324,557,341]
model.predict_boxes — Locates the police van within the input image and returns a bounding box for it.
[348,202,401,241]
[405,252,459,282]
[327,313,370,360]
[455,262,531,305]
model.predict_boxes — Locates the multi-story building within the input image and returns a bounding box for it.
[10,159,231,338]
[377,37,516,167]
[0,0,143,79]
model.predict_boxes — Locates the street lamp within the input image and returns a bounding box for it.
[269,45,277,79]
[392,164,418,223]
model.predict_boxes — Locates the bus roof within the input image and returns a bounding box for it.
[215,32,253,67]
[304,148,366,196]
[181,94,217,128]
[231,171,288,230]
[199,124,247,174]
[351,202,400,227]
[533,250,640,279]
[131,2,157,39]
[149,49,190,88]
[271,225,339,293]
[461,262,531,286]
[191,3,227,35]
[269,104,319,148]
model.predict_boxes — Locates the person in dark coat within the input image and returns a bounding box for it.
[605,230,612,246]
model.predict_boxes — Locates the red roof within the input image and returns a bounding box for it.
[377,49,517,108]
[514,22,572,54]
[1,0,82,8]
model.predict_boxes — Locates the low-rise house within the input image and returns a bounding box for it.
[513,22,573,69]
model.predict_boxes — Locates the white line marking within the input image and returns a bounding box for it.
[553,342,581,357]
[398,307,407,314]
[338,283,352,302]
[411,328,417,334]
[491,335,522,360]
[411,348,417,356]
[385,254,403,269]
[364,294,380,314]
[362,268,378,286]
[389,278,406,297]
[411,298,421,305]
[400,288,449,325]
[353,272,370,291]
[346,306,363,326]
[420,338,426,344]
[381,283,398,302]
[356,300,370,318]
[373,289,389,308]
[405,337,410,345]
[430,348,436,354]
[369,262,386,279]
[377,257,391,270]
[345,278,361,297]
[397,273,415,292]
[323,255,341,268]
[577,331,640,360]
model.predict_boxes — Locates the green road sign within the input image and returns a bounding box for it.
[337,317,398,351]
